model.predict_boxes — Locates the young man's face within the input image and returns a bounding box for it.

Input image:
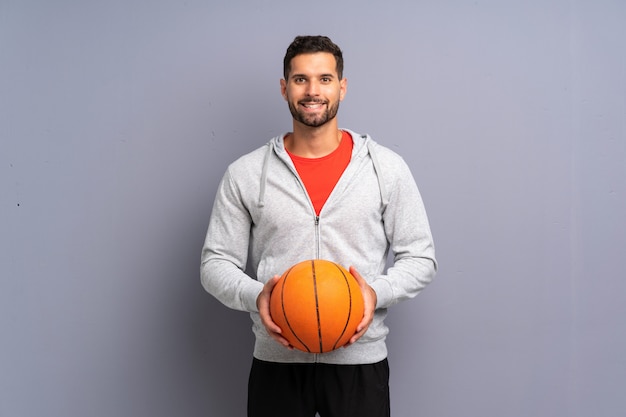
[281,52,347,128]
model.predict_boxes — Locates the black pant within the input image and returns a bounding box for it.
[248,358,391,417]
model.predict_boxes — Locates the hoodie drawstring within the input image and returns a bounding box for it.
[258,141,274,207]
[367,139,390,207]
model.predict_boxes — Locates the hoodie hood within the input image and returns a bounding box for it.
[258,129,389,208]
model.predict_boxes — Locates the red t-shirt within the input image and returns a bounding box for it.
[288,131,353,215]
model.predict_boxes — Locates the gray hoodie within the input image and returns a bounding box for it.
[201,129,436,364]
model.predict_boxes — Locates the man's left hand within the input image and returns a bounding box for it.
[345,266,377,347]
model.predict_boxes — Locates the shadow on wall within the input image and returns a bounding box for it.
[160,203,256,416]
[195,293,254,415]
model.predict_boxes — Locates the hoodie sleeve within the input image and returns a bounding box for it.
[368,154,437,309]
[200,167,263,313]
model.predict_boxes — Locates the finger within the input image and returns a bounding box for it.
[269,331,292,347]
[261,275,285,334]
[349,266,364,284]
[346,327,367,346]
[265,274,281,290]
[355,309,372,333]
[260,307,283,334]
[264,318,283,334]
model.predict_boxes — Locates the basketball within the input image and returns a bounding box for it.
[269,259,364,353]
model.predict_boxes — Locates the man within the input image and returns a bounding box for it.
[201,35,436,417]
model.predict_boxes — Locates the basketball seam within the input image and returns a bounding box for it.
[331,263,353,351]
[312,260,324,353]
[280,266,311,352]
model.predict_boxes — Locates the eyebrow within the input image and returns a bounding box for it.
[290,73,336,80]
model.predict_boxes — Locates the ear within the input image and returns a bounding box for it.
[339,77,347,101]
[280,78,288,100]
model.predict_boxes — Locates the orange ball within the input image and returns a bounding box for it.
[270,259,364,353]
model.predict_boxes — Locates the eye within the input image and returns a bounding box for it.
[294,77,306,84]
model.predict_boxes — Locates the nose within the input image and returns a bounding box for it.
[305,80,320,96]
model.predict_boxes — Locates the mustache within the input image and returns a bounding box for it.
[298,99,327,105]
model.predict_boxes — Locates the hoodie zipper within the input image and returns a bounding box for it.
[314,215,321,260]
[313,216,322,363]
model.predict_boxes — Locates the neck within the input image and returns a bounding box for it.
[285,120,342,158]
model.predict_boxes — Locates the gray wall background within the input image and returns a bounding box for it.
[1,1,625,416]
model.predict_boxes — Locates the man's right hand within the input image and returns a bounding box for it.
[256,275,293,349]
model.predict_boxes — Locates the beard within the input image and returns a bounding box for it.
[287,99,340,128]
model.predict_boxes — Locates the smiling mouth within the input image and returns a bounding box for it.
[300,101,326,110]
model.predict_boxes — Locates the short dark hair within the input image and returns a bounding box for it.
[283,35,344,80]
